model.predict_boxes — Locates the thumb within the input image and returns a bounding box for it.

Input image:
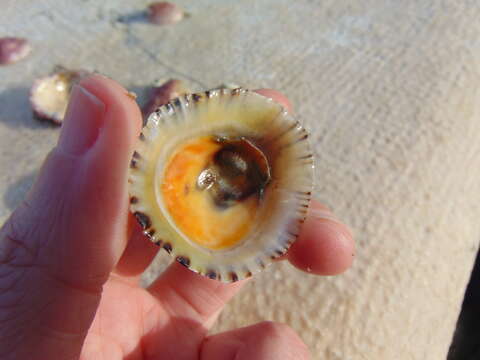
[0,75,141,359]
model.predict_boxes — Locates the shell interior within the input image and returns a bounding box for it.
[30,69,86,124]
[129,88,314,282]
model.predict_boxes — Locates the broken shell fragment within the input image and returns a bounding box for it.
[147,2,185,25]
[141,79,188,119]
[0,37,31,65]
[129,88,314,282]
[30,68,88,125]
[211,83,242,91]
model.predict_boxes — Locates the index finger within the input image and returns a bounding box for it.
[254,88,293,112]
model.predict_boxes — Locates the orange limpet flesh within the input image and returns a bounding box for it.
[161,136,259,250]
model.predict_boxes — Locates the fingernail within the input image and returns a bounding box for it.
[57,84,106,155]
[309,207,339,223]
[309,207,354,239]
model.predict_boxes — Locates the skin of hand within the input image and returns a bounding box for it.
[0,75,354,360]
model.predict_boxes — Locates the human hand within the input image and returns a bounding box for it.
[0,75,354,360]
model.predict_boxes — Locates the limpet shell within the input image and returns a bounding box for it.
[147,2,185,25]
[30,68,88,125]
[141,79,189,119]
[0,37,31,65]
[129,88,314,282]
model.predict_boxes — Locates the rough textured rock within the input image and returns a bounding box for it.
[1,1,479,359]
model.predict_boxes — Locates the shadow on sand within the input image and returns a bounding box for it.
[3,170,37,211]
[0,86,59,130]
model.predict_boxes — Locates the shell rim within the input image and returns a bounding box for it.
[129,88,315,282]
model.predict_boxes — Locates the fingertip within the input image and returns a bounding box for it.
[79,74,142,136]
[254,88,293,113]
[288,200,355,275]
[57,84,106,156]
[77,74,143,201]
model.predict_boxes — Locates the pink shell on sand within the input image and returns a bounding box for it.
[147,2,185,25]
[30,69,89,125]
[141,79,188,119]
[0,37,31,65]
